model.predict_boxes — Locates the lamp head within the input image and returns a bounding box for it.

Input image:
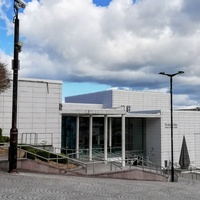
[15,0,26,9]
[16,41,23,52]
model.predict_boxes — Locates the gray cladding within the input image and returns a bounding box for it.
[65,90,113,108]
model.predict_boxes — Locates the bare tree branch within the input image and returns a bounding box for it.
[0,61,11,93]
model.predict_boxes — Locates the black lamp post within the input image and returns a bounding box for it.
[159,71,184,182]
[9,0,26,173]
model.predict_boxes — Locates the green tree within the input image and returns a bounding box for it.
[0,61,10,93]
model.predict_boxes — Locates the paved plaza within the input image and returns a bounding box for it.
[0,170,199,200]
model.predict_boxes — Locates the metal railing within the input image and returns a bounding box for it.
[0,144,168,177]
[180,172,200,181]
[17,145,114,174]
[179,166,200,181]
[109,157,168,177]
[127,158,168,177]
[21,145,168,176]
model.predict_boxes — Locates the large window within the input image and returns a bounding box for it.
[62,117,105,150]
[126,118,146,153]
[62,116,146,155]
[112,118,146,153]
[79,117,104,151]
[112,118,122,149]
[79,117,89,149]
[62,116,76,150]
[92,117,104,150]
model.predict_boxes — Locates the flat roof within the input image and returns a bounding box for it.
[61,108,161,118]
[62,108,126,116]
[17,78,62,84]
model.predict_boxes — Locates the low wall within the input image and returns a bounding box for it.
[91,169,168,182]
[0,159,168,181]
[0,159,65,174]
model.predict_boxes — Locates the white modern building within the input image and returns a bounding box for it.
[0,78,62,148]
[0,78,200,168]
[63,90,200,168]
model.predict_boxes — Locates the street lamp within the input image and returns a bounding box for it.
[9,0,26,173]
[159,71,184,182]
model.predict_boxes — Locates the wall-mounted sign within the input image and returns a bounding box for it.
[165,123,178,128]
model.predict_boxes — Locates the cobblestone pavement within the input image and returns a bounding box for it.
[0,171,199,200]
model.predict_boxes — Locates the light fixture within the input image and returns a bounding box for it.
[9,0,26,173]
[15,0,26,9]
[16,41,23,52]
[159,71,184,182]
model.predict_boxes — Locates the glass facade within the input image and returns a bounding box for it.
[111,118,146,154]
[62,116,146,155]
[125,118,146,154]
[92,117,104,150]
[79,117,89,149]
[62,117,105,150]
[62,116,76,150]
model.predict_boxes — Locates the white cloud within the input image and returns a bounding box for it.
[0,49,12,69]
[0,0,13,35]
[174,94,199,108]
[1,0,200,106]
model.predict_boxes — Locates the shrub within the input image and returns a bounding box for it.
[2,136,9,143]
[0,128,3,143]
[35,149,50,162]
[49,152,57,159]
[26,148,36,160]
[58,154,68,164]
[0,128,10,143]
[20,146,36,160]
[20,145,68,164]
[49,152,68,164]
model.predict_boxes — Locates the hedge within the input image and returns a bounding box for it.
[0,128,10,143]
[20,145,68,164]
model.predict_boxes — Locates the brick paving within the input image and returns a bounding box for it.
[0,170,199,200]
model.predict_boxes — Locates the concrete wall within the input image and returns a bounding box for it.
[146,118,161,165]
[65,89,170,111]
[0,159,167,181]
[161,110,200,168]
[0,159,64,174]
[111,90,170,111]
[0,78,62,148]
[93,169,168,182]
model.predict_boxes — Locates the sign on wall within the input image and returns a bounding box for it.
[164,123,178,128]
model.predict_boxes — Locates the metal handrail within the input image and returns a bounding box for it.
[0,144,168,177]
[124,157,168,177]
[0,143,9,146]
[17,145,121,174]
[17,144,109,174]
[110,160,123,171]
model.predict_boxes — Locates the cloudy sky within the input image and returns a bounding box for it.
[0,0,200,107]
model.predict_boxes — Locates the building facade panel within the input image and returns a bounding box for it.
[0,78,62,148]
[112,90,170,111]
[65,90,113,108]
[161,110,200,167]
[146,118,161,165]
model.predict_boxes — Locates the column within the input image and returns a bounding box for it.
[76,116,79,159]
[104,115,108,161]
[89,115,93,161]
[121,114,125,167]
[109,117,112,153]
